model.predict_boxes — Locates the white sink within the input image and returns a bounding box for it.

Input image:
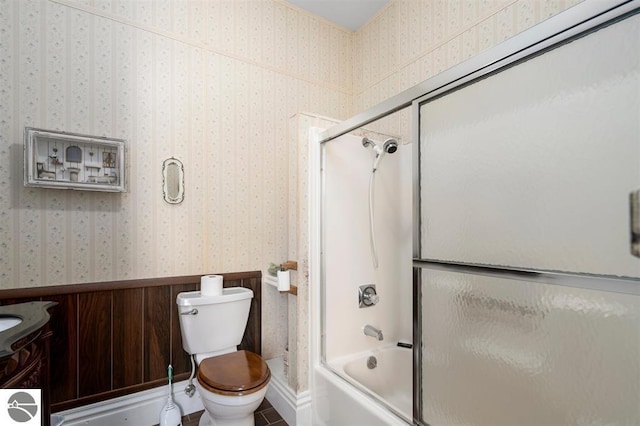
[0,316,22,332]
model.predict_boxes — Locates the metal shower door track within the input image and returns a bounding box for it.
[413,260,640,296]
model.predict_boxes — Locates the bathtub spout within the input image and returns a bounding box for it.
[363,324,383,341]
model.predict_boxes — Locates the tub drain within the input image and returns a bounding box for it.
[367,355,377,369]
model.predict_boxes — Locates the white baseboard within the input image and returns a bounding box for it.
[54,361,313,426]
[265,358,312,426]
[53,379,204,426]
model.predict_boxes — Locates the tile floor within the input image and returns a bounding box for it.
[179,399,288,426]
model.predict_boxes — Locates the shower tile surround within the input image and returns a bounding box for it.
[0,0,583,409]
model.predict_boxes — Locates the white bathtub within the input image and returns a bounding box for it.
[325,345,412,423]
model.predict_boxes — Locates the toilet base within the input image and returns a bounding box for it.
[198,411,254,426]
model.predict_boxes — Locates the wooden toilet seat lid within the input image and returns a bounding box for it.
[198,350,270,396]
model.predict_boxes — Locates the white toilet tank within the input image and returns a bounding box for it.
[176,287,253,358]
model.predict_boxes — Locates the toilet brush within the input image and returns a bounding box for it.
[159,364,182,426]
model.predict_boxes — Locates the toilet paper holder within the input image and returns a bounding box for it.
[265,260,298,296]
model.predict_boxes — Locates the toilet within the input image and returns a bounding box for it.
[177,287,270,426]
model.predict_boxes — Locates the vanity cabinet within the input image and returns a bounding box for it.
[0,302,56,426]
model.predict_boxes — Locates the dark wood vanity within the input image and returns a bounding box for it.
[0,301,56,426]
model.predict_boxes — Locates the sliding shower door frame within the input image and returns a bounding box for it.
[411,5,640,425]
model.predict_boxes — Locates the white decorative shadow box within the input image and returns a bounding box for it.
[24,127,126,192]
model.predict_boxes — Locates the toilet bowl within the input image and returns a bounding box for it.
[177,288,271,426]
[195,350,270,426]
[196,350,270,426]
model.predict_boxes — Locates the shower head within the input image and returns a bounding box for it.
[363,137,399,172]
[383,138,398,154]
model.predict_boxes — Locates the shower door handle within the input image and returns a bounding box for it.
[631,190,640,258]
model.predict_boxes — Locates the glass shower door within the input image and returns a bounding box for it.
[415,9,640,426]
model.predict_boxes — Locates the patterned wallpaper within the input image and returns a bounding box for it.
[353,0,583,111]
[0,0,352,291]
[0,0,582,359]
[352,0,583,142]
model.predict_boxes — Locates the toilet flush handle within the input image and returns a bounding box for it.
[180,308,198,315]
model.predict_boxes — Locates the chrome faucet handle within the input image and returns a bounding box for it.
[359,285,379,308]
[364,292,379,305]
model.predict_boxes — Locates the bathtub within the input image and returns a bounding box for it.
[324,345,412,423]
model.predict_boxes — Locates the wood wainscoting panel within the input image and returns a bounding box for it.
[46,294,78,404]
[113,288,144,388]
[144,286,172,383]
[0,271,262,412]
[234,276,262,353]
[78,291,112,397]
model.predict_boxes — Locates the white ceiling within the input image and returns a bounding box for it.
[285,0,390,31]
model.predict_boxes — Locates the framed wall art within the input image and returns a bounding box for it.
[24,127,126,192]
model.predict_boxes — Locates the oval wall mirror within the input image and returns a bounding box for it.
[162,157,184,204]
